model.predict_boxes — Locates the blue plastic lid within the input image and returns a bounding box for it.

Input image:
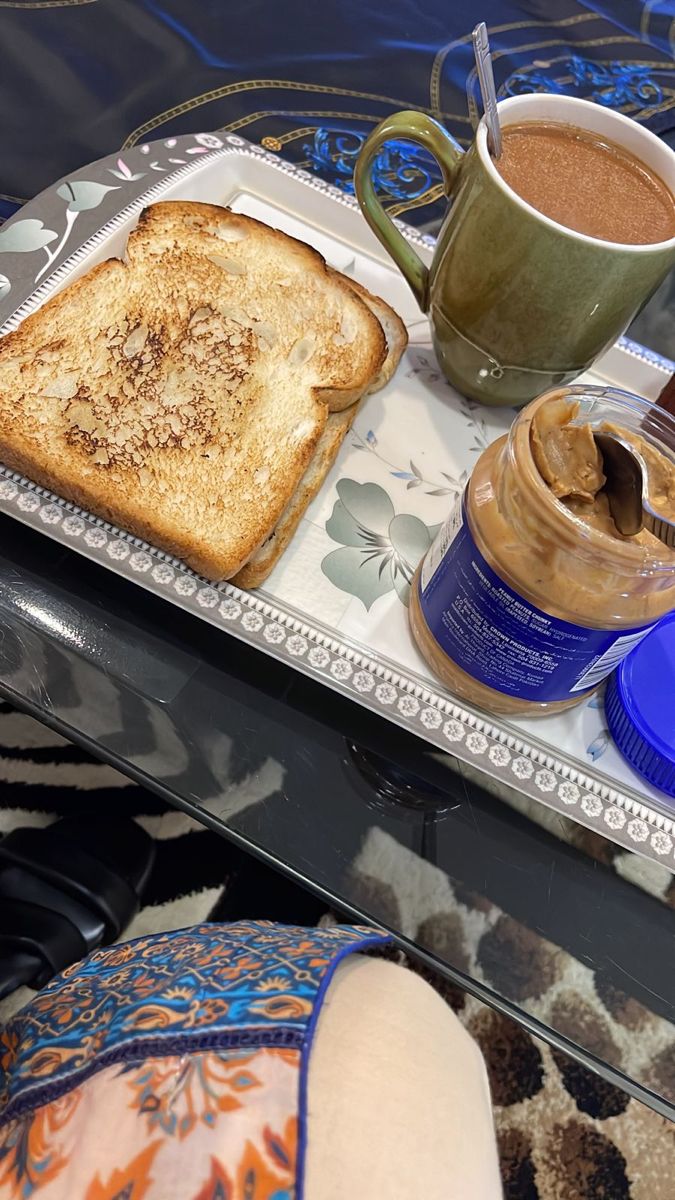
[605,614,675,798]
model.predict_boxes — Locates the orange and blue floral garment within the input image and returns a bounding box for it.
[0,921,388,1199]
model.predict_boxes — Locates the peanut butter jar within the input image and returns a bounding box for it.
[410,386,675,716]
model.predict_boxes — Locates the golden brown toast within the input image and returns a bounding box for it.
[0,202,386,579]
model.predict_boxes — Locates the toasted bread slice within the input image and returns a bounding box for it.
[0,202,386,579]
[127,203,386,413]
[233,279,408,589]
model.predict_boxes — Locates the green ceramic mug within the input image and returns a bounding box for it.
[354,94,675,406]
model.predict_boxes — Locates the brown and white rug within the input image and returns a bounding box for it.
[0,702,673,1198]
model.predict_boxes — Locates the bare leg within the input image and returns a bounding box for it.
[305,955,502,1200]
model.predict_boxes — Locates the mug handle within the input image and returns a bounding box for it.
[354,111,464,312]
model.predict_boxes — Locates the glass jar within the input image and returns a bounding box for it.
[409,385,675,716]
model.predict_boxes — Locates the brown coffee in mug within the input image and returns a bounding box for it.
[496,121,675,245]
[354,94,675,406]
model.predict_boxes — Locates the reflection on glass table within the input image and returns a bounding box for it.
[0,514,672,1121]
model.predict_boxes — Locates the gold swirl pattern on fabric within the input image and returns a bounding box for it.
[121,79,471,149]
[388,183,446,218]
[261,127,318,149]
[221,109,386,134]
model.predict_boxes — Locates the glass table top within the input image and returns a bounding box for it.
[0,514,672,1120]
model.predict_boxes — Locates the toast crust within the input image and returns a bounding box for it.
[233,278,408,588]
[233,405,357,589]
[344,277,408,393]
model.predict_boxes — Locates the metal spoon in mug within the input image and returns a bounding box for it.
[472,22,502,159]
[593,430,675,549]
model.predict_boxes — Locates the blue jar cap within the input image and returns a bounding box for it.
[605,615,675,798]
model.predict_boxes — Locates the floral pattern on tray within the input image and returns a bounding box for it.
[0,133,228,305]
[321,479,440,609]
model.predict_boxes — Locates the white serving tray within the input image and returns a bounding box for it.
[0,132,673,870]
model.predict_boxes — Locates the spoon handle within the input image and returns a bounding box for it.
[472,22,502,159]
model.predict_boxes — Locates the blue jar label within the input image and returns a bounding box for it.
[419,496,656,702]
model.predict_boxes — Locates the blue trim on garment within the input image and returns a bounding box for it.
[0,921,384,1127]
[0,1025,306,1130]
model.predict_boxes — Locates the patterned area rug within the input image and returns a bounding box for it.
[0,701,673,1198]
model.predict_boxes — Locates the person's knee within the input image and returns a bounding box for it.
[325,954,484,1067]
[305,954,502,1200]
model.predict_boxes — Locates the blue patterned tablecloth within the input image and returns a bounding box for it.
[1,0,674,353]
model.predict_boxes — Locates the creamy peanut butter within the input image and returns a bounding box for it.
[410,387,675,716]
[531,399,675,547]
[531,396,605,502]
